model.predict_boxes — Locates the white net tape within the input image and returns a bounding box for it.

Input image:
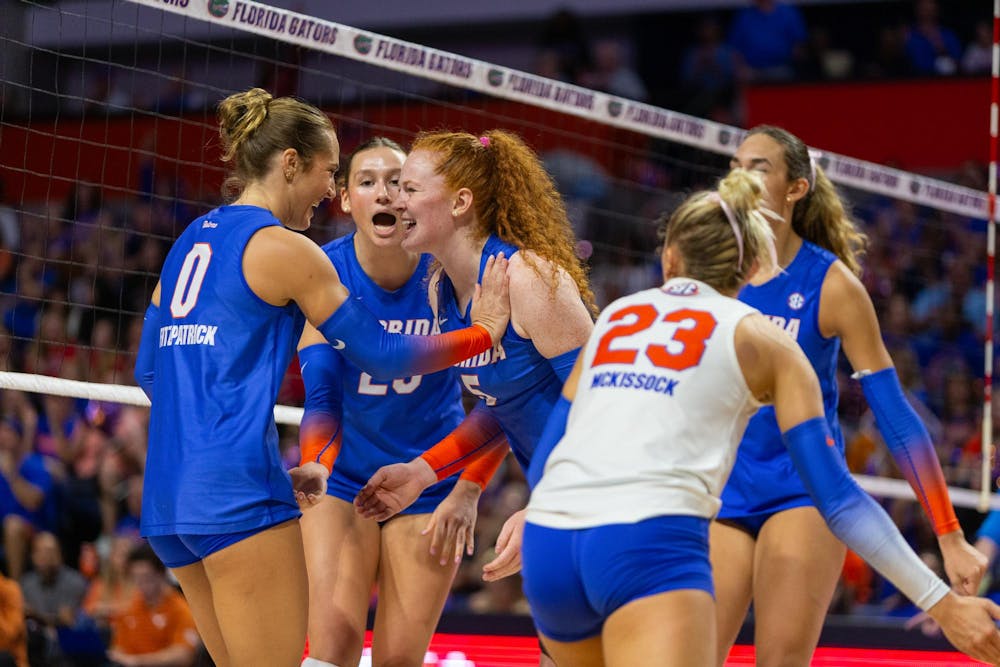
[3,370,996,510]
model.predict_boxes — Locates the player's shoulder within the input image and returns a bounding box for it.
[819,257,866,304]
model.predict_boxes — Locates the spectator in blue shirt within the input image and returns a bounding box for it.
[0,418,55,581]
[728,0,807,81]
[904,0,962,75]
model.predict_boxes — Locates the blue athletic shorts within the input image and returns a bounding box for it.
[521,515,712,643]
[716,500,814,538]
[147,519,292,568]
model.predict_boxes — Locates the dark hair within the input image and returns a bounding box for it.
[747,125,867,275]
[217,87,335,197]
[127,542,166,574]
[336,136,406,191]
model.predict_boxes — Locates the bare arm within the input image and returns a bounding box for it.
[508,252,593,359]
[243,227,508,378]
[243,226,349,325]
[818,261,890,372]
[735,313,824,429]
[821,262,980,591]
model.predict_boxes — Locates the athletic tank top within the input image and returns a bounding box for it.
[528,278,762,528]
[142,205,304,535]
[436,236,562,471]
[323,235,464,505]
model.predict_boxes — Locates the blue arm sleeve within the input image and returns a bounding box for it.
[317,296,492,382]
[298,343,344,472]
[783,417,950,611]
[547,347,580,383]
[526,395,571,490]
[858,367,959,535]
[134,303,158,400]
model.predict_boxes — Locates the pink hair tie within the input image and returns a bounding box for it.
[807,149,820,192]
[709,192,744,267]
[479,136,490,147]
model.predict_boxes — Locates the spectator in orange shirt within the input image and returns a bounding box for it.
[0,568,27,667]
[107,543,199,667]
[82,534,138,630]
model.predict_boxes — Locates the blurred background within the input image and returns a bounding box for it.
[0,0,996,664]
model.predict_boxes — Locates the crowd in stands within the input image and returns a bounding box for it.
[0,0,994,664]
[530,0,984,125]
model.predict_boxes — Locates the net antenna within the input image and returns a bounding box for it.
[983,0,1000,512]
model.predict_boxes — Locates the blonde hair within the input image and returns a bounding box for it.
[660,169,776,294]
[217,87,335,197]
[747,125,867,275]
[411,129,597,316]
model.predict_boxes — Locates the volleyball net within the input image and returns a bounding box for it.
[1,0,997,531]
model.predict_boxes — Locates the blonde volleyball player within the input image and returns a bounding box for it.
[520,168,1000,667]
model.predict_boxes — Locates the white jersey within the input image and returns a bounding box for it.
[527,278,763,529]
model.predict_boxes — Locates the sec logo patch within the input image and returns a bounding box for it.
[787,292,805,310]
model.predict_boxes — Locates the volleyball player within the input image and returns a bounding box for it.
[712,125,987,666]
[133,89,509,667]
[297,137,507,667]
[521,168,1000,667]
[355,129,596,666]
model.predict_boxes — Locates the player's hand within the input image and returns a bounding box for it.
[424,479,481,566]
[482,508,526,582]
[939,529,988,596]
[289,462,328,509]
[355,458,437,521]
[470,253,510,346]
[926,591,1000,664]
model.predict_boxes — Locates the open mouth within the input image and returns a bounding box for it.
[372,212,396,228]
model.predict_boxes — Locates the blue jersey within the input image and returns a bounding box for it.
[322,235,465,513]
[142,205,304,536]
[437,236,562,471]
[720,241,842,519]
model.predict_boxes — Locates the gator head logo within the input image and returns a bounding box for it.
[910,179,921,195]
[207,0,229,18]
[718,129,733,146]
[487,69,504,87]
[607,100,623,117]
[354,34,373,54]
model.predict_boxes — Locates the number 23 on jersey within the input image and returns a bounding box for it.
[591,305,717,372]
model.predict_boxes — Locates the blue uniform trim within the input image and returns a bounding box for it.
[135,303,159,399]
[548,347,580,383]
[526,395,570,490]
[148,520,290,568]
[977,511,1000,545]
